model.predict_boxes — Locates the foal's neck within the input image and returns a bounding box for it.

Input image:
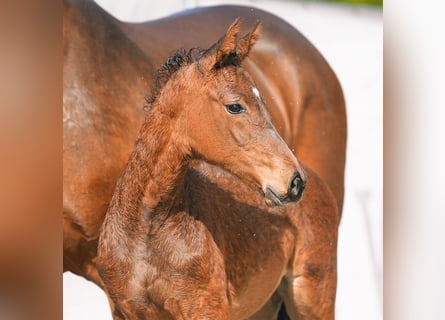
[108,110,189,223]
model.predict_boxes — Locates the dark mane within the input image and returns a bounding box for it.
[144,47,206,111]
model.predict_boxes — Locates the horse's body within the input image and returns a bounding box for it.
[63,1,346,319]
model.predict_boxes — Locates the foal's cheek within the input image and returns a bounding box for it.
[229,122,252,147]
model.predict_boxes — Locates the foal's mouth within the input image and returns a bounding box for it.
[264,186,290,207]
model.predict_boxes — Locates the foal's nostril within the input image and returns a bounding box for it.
[288,172,306,201]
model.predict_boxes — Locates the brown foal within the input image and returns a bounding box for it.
[96,21,338,320]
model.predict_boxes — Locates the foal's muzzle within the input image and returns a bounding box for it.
[264,171,307,206]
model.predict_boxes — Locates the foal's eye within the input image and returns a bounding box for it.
[225,103,245,114]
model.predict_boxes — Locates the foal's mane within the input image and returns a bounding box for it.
[143,19,257,112]
[144,47,206,111]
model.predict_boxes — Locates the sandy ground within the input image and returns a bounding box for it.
[63,1,382,319]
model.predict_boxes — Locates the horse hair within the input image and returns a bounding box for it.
[144,47,206,111]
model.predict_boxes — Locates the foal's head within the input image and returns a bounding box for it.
[147,19,306,206]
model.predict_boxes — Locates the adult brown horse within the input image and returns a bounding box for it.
[63,0,346,319]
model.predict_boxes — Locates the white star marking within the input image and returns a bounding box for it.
[252,87,261,99]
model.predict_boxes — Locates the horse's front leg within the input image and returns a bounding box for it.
[276,168,339,320]
[278,220,338,320]
[248,290,284,320]
[278,268,337,320]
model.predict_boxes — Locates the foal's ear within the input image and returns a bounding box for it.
[214,18,242,67]
[237,22,261,61]
[200,19,261,71]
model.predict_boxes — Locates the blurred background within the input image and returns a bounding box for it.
[63,0,382,319]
